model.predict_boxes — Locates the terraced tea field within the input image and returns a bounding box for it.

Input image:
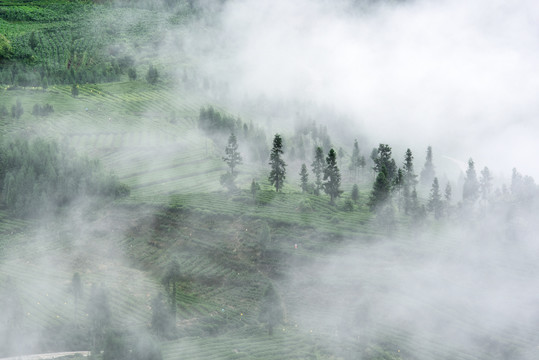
[161,327,325,360]
[1,82,234,198]
[0,231,160,335]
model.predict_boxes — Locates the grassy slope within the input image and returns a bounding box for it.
[3,3,535,360]
[0,3,443,358]
[0,73,381,359]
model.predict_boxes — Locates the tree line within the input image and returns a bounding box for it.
[0,138,129,217]
[198,106,269,163]
[218,130,538,225]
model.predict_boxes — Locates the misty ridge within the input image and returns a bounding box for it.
[1,0,539,359]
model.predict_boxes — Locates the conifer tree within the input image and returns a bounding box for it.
[223,133,242,176]
[368,165,390,210]
[509,168,536,201]
[420,146,435,185]
[349,139,361,180]
[403,148,418,214]
[269,134,286,192]
[323,149,342,204]
[463,158,479,202]
[403,149,418,186]
[311,146,324,195]
[299,163,309,193]
[410,187,426,223]
[479,166,492,201]
[445,182,452,203]
[444,182,452,216]
[393,168,404,194]
[373,144,397,182]
[220,133,242,191]
[427,177,443,219]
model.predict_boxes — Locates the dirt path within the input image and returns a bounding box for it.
[0,351,90,360]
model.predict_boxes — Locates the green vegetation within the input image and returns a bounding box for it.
[0,2,538,360]
[0,1,180,86]
[0,138,129,217]
[322,148,342,204]
[268,134,286,193]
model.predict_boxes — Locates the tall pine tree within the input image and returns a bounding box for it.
[368,165,391,210]
[420,146,435,185]
[269,134,286,192]
[463,158,479,202]
[349,139,361,180]
[427,177,443,219]
[479,166,492,201]
[373,144,397,182]
[311,146,324,195]
[403,148,418,214]
[222,133,242,176]
[323,149,342,204]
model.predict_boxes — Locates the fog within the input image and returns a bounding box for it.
[284,204,539,358]
[184,0,539,178]
[2,0,539,359]
[175,1,539,357]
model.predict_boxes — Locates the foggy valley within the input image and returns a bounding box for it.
[1,0,539,359]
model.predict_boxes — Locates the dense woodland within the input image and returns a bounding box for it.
[1,1,539,360]
[0,138,129,217]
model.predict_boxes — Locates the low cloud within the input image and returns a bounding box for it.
[186,0,539,178]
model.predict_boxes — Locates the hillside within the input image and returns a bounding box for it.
[2,1,539,360]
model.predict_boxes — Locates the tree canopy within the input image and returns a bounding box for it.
[0,138,129,217]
